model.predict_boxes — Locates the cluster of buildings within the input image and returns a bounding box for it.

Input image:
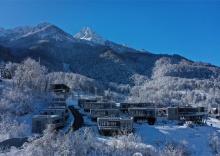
[32,97,68,133]
[32,84,70,134]
[31,83,208,135]
[78,98,207,135]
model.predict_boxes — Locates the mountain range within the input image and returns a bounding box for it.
[0,22,220,105]
[0,22,157,82]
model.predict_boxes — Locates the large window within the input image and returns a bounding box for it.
[121,104,127,108]
[52,119,61,124]
[121,122,132,130]
[168,109,177,115]
[99,120,120,126]
[36,121,41,127]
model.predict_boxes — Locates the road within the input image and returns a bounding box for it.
[68,105,84,131]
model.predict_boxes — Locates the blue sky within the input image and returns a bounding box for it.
[0,0,220,66]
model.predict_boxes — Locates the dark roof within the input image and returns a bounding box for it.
[51,84,70,89]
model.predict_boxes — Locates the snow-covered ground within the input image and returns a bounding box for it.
[69,97,220,156]
[1,85,220,156]
[135,121,213,155]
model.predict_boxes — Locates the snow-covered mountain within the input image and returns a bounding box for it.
[74,27,106,45]
[0,22,78,49]
[74,27,148,54]
[0,22,144,54]
[0,22,220,105]
[0,22,52,40]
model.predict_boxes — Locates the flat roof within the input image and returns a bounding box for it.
[52,97,66,100]
[98,116,133,120]
[32,115,61,118]
[128,107,156,110]
[83,102,114,104]
[168,106,205,108]
[48,106,66,109]
[50,101,66,104]
[90,108,119,111]
[179,112,207,116]
[44,108,66,111]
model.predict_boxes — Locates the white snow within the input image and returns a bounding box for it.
[1,78,220,156]
[74,27,106,45]
[38,40,49,44]
[121,44,130,47]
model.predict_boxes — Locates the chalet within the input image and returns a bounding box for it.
[32,115,64,133]
[168,106,207,123]
[89,108,120,120]
[97,117,133,135]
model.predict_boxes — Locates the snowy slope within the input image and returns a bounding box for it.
[135,120,214,156]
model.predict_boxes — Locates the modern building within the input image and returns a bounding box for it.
[50,84,70,98]
[127,107,163,125]
[32,115,64,133]
[90,108,120,120]
[168,106,207,122]
[97,117,133,135]
[52,97,66,102]
[0,68,12,79]
[51,84,70,92]
[120,102,155,113]
[50,101,67,109]
[81,102,116,112]
[78,98,97,108]
[128,107,156,119]
[43,106,68,121]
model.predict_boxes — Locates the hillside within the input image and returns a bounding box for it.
[0,22,220,105]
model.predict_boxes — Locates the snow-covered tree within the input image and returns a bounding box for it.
[14,58,48,91]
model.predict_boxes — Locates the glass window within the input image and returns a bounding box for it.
[36,121,41,127]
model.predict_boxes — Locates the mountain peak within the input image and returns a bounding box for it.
[35,22,52,29]
[74,27,106,45]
